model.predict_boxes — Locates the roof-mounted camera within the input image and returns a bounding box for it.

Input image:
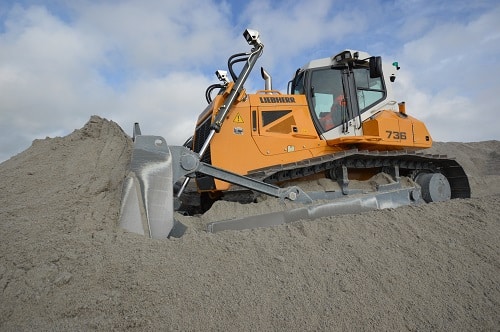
[215,70,229,84]
[243,29,262,46]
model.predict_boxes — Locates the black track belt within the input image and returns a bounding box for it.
[247,149,471,199]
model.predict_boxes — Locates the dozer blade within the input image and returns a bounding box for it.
[119,135,174,238]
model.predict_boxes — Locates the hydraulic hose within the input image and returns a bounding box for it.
[227,52,249,81]
[205,83,225,103]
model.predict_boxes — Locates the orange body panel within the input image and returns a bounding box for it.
[198,91,432,191]
[361,110,432,150]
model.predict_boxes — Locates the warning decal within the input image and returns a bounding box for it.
[233,113,244,123]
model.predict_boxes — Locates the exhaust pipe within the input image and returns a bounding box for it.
[261,67,272,91]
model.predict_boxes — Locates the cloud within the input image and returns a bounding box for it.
[0,1,237,162]
[391,4,500,141]
[70,0,237,72]
[0,5,107,150]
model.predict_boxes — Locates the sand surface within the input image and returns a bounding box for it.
[1,116,499,331]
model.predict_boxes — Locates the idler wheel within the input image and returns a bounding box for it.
[415,172,451,203]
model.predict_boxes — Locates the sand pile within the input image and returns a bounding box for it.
[1,116,499,331]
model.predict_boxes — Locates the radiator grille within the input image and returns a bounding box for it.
[193,116,212,165]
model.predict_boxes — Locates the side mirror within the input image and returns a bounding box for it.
[369,56,383,78]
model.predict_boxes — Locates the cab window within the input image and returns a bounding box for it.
[309,68,345,132]
[354,68,385,112]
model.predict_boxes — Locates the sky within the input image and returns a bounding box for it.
[1,0,499,162]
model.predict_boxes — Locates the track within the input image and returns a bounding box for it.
[247,149,471,199]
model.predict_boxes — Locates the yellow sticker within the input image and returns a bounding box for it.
[233,113,244,123]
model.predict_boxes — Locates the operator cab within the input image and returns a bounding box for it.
[290,50,388,138]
